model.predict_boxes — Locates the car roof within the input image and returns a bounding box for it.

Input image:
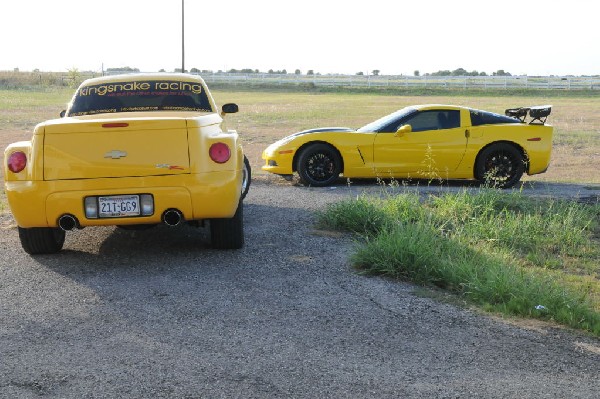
[410,104,468,112]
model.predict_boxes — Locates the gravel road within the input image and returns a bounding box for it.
[1,176,599,398]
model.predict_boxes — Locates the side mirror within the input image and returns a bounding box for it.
[221,103,239,114]
[60,110,66,118]
[395,124,412,136]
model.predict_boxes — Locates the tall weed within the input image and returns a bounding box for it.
[318,189,600,335]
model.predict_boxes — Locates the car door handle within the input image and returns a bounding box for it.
[465,129,470,138]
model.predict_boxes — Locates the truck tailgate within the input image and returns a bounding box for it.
[43,118,190,180]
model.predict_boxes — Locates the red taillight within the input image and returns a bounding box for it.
[7,151,27,173]
[209,142,231,164]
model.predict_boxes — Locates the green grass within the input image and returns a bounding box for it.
[317,189,600,335]
[0,88,73,131]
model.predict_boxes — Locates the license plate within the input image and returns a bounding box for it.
[98,195,140,218]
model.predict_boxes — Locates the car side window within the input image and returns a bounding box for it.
[403,110,461,132]
[470,110,521,126]
[442,110,461,129]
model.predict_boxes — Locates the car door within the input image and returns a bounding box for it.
[372,109,468,176]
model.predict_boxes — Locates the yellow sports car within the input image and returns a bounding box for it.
[262,104,552,188]
[3,73,250,254]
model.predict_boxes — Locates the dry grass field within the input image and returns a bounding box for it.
[1,88,599,186]
[209,90,600,185]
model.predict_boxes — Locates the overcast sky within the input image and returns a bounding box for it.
[1,0,598,76]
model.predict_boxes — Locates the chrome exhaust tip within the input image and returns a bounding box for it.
[162,209,183,227]
[58,214,79,231]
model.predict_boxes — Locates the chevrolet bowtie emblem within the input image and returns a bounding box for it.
[104,150,128,159]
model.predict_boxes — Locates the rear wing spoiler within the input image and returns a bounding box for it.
[505,105,552,125]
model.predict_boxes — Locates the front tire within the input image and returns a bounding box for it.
[210,200,244,249]
[475,143,525,188]
[296,143,342,187]
[18,227,65,254]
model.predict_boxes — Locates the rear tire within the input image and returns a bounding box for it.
[241,155,251,200]
[475,143,525,188]
[18,227,65,254]
[210,200,244,249]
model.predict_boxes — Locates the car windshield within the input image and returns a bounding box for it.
[67,79,213,116]
[356,107,417,133]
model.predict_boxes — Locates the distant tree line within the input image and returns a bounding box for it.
[355,70,381,76]
[105,66,515,77]
[106,66,140,73]
[413,68,512,77]
[186,68,320,75]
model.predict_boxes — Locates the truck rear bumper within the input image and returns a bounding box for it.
[5,172,241,228]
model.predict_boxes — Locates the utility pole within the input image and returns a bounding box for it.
[181,0,185,73]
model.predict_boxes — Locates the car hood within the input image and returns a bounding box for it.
[295,127,354,135]
[277,126,354,143]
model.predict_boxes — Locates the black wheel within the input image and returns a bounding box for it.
[18,227,65,254]
[475,143,525,188]
[210,200,244,249]
[241,155,251,200]
[296,143,341,187]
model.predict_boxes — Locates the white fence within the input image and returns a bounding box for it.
[94,70,600,90]
[200,73,600,90]
[6,71,599,91]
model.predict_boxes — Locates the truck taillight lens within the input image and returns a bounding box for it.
[7,151,27,173]
[209,142,231,163]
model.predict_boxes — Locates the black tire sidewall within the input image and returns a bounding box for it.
[18,227,65,254]
[241,155,251,200]
[210,200,244,249]
[476,143,525,188]
[297,143,341,187]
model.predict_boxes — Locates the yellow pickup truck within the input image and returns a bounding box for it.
[3,73,250,254]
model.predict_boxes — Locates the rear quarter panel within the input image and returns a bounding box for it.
[3,125,45,182]
[459,124,553,177]
[187,115,242,174]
